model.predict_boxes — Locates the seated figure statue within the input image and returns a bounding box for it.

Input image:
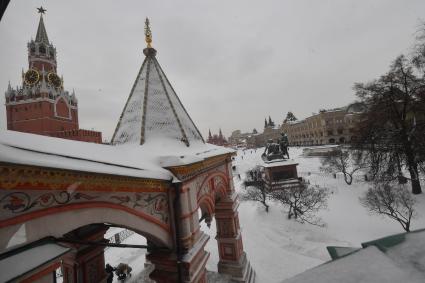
[262,137,288,161]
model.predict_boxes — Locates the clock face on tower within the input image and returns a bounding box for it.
[24,69,40,86]
[47,72,62,88]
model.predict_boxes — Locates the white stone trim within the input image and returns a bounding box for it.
[53,95,72,120]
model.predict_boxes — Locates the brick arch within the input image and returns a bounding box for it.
[198,194,215,216]
[197,172,229,202]
[0,201,173,250]
[194,171,229,231]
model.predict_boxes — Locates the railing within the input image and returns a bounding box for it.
[105,229,135,250]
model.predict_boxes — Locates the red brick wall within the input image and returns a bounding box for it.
[6,92,102,143]
[49,129,103,143]
[7,100,79,134]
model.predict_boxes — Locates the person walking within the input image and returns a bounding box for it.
[105,263,115,283]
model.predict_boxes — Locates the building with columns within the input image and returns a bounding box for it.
[4,8,102,143]
[281,103,365,146]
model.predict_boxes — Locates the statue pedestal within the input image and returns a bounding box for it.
[261,159,300,191]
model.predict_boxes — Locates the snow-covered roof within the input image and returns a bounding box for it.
[111,47,204,147]
[283,229,425,283]
[0,240,70,282]
[0,130,233,180]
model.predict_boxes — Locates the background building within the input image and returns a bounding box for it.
[207,129,228,146]
[281,103,365,146]
[4,9,102,143]
[245,116,281,148]
[228,129,258,148]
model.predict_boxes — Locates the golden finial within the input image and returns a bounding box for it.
[145,18,152,48]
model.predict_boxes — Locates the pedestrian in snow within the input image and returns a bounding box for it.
[115,262,132,281]
[105,263,115,283]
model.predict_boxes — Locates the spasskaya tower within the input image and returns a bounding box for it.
[4,7,102,143]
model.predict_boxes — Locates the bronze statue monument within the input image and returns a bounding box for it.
[261,133,290,162]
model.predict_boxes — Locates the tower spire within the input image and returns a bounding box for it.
[35,7,49,44]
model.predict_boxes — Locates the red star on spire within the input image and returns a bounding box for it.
[37,6,47,14]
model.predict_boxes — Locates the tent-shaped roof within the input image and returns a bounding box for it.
[111,43,204,147]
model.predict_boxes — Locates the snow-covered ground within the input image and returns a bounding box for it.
[105,147,425,283]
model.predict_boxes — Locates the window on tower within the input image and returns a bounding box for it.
[39,45,46,54]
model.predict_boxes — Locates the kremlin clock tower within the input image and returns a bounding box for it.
[4,7,102,143]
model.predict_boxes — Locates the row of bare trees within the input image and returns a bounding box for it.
[320,147,418,232]
[243,164,416,232]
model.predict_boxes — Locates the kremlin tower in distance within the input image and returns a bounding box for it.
[4,7,102,143]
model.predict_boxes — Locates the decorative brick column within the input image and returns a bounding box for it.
[147,232,209,283]
[216,193,255,282]
[61,224,108,283]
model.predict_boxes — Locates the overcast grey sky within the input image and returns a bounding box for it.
[1,0,424,141]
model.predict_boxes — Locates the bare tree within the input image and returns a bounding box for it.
[242,166,270,212]
[360,182,415,232]
[283,111,298,123]
[320,149,368,185]
[271,181,329,226]
[412,21,425,74]
[354,55,425,194]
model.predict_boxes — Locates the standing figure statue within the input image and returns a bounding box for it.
[279,133,290,159]
[115,263,132,282]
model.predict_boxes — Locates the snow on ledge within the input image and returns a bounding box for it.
[0,131,234,180]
